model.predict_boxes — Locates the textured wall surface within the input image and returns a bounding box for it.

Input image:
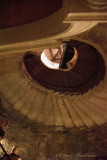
[0,97,107,160]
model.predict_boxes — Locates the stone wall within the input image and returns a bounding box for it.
[0,96,107,160]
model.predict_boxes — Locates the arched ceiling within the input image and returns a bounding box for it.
[0,0,62,29]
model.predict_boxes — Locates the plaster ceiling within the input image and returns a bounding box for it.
[0,0,62,29]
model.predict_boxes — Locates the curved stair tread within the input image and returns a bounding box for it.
[79,98,107,120]
[43,93,54,126]
[52,95,64,127]
[35,92,47,124]
[86,98,107,111]
[13,85,33,110]
[4,77,28,100]
[57,96,74,128]
[26,90,43,120]
[20,87,39,116]
[73,98,106,125]
[72,100,95,128]
[89,96,107,105]
[63,97,85,128]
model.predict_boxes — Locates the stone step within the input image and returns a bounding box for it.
[2,75,25,94]
[63,97,85,128]
[0,72,22,91]
[52,95,64,127]
[91,81,107,95]
[13,85,34,110]
[75,98,106,125]
[43,93,54,126]
[57,96,74,128]
[27,90,45,121]
[67,94,76,100]
[35,92,47,123]
[80,98,107,120]
[89,95,107,107]
[72,100,95,128]
[11,80,31,106]
[4,77,27,104]
[80,89,92,98]
[21,87,39,116]
[89,81,103,95]
[87,97,107,111]
[1,77,23,96]
[93,89,107,98]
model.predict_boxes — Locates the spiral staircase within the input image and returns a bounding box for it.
[0,37,107,130]
[0,0,107,132]
[0,1,107,160]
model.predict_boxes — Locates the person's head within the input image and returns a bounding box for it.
[0,120,8,128]
[11,146,19,155]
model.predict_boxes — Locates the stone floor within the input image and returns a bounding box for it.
[0,96,107,160]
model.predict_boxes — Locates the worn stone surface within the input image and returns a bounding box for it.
[0,96,107,160]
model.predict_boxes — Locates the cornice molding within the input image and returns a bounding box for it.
[64,12,107,22]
